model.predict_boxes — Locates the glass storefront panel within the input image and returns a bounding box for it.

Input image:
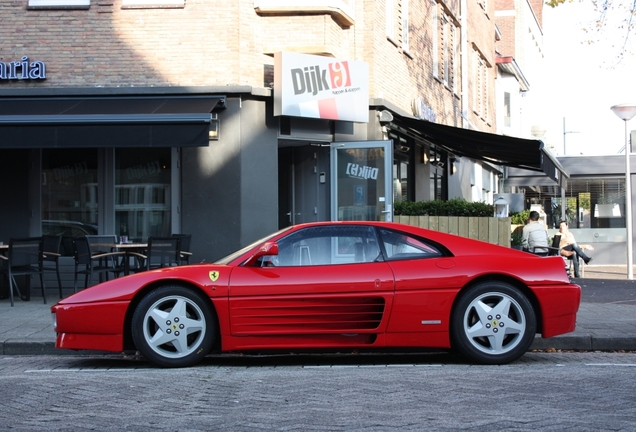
[524,178,626,230]
[115,148,171,242]
[429,149,445,201]
[41,149,99,255]
[330,141,392,222]
[337,148,384,220]
[393,160,409,202]
[507,177,627,250]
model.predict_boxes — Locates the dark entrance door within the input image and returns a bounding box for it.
[278,144,330,227]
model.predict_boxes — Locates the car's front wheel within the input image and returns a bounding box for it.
[450,282,536,365]
[131,285,216,368]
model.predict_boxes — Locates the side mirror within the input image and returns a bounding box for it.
[243,241,279,266]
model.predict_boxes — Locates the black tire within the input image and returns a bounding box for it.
[131,285,216,368]
[450,281,536,365]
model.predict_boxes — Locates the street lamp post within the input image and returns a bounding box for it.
[562,117,580,155]
[611,103,636,280]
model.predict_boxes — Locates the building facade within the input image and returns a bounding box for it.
[0,0,555,292]
[495,0,546,141]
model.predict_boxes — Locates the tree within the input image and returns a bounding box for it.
[545,0,636,62]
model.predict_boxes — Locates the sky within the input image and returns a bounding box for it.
[535,0,636,156]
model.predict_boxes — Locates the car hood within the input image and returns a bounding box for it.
[53,264,234,305]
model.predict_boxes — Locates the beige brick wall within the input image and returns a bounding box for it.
[359,0,462,125]
[0,0,268,87]
[496,0,518,57]
[497,15,517,58]
[465,0,497,132]
[1,0,498,132]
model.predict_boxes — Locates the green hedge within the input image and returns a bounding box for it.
[510,209,531,225]
[394,198,494,217]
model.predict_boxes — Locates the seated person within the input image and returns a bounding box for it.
[558,220,593,277]
[522,210,549,255]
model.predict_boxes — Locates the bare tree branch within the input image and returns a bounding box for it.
[546,0,635,64]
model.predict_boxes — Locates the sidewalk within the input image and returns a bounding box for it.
[2,265,636,356]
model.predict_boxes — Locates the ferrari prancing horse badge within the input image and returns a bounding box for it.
[209,271,220,282]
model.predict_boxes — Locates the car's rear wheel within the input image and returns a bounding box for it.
[131,285,216,368]
[450,281,536,365]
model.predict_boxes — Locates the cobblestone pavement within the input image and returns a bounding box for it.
[1,352,636,431]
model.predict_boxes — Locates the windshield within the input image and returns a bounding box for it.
[214,227,293,265]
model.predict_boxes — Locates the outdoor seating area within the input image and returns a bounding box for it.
[527,233,586,278]
[0,233,192,306]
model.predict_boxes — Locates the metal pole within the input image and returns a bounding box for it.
[563,117,566,155]
[611,104,636,279]
[624,119,634,279]
[562,117,580,156]
[561,187,566,222]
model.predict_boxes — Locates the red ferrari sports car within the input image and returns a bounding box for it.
[51,221,580,367]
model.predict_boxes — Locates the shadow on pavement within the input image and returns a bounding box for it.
[53,350,466,369]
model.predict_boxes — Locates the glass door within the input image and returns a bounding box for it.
[330,140,393,222]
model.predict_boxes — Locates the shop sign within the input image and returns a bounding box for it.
[52,161,89,183]
[346,163,378,180]
[126,161,162,180]
[274,52,369,123]
[0,56,47,80]
[412,97,436,122]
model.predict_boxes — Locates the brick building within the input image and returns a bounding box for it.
[0,0,562,291]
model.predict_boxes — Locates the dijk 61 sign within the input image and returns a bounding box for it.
[274,52,369,123]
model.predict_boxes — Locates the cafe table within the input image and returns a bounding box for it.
[91,242,148,276]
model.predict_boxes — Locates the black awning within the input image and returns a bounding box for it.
[393,116,568,186]
[0,96,224,148]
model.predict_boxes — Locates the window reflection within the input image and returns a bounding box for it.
[115,149,171,242]
[41,149,98,256]
[429,149,446,201]
[270,226,379,266]
[336,147,385,221]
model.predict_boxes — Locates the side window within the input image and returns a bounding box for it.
[269,225,381,267]
[378,228,443,260]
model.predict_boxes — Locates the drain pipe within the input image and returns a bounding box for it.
[460,0,469,128]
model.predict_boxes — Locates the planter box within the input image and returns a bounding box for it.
[394,215,512,247]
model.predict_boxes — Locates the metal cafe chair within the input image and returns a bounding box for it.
[72,237,126,293]
[531,234,573,276]
[530,234,561,256]
[172,233,192,265]
[42,235,63,299]
[129,236,180,272]
[1,237,46,307]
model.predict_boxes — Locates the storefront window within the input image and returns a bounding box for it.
[115,148,171,242]
[510,177,626,247]
[332,142,392,221]
[538,178,625,230]
[429,149,446,201]
[393,160,409,202]
[41,149,99,255]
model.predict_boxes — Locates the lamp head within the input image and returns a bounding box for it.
[611,104,636,121]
